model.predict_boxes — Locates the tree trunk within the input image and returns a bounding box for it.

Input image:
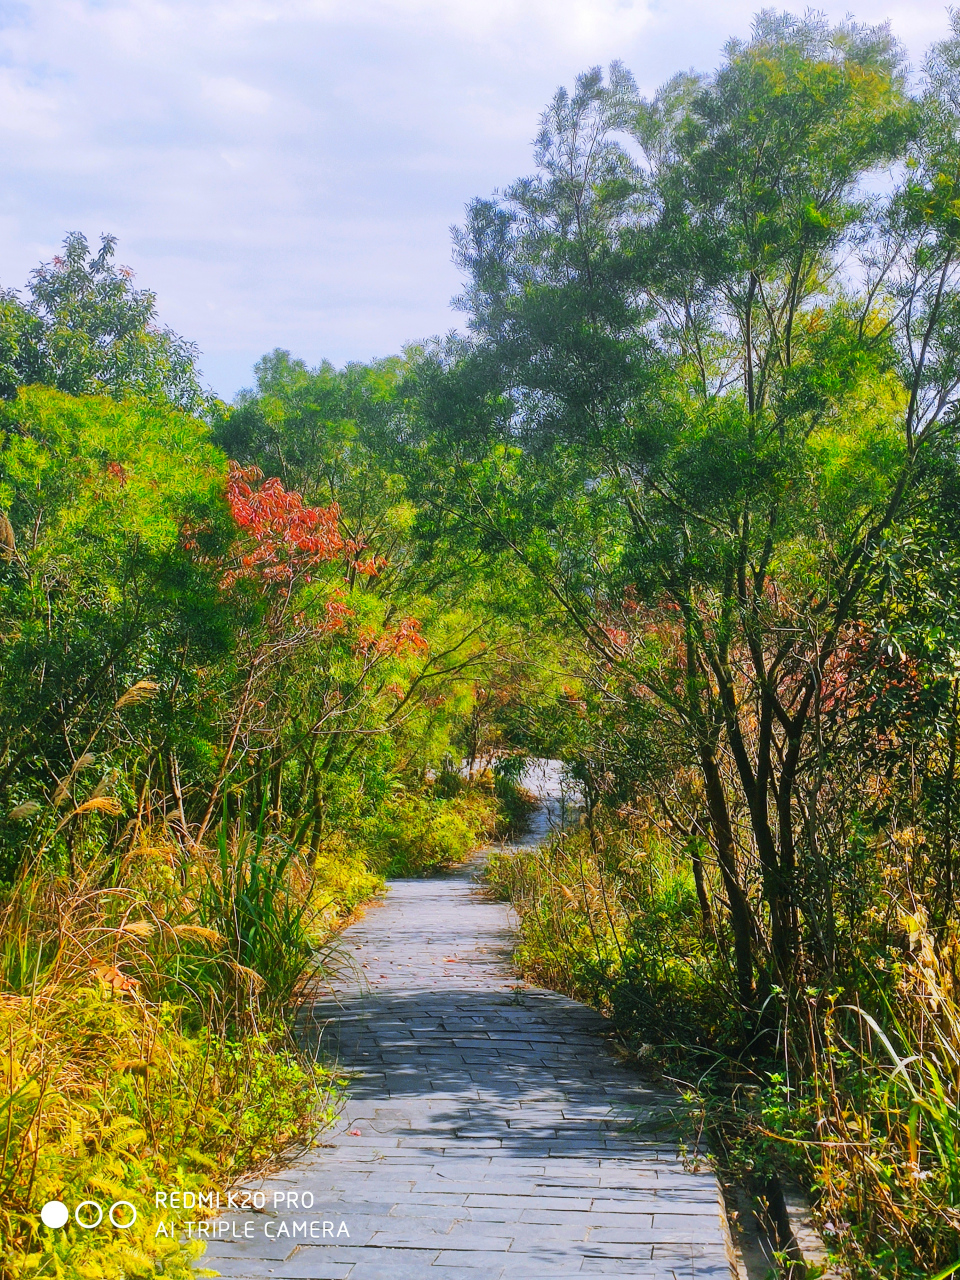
[700,744,755,1007]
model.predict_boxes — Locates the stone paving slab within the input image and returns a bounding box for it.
[195,859,730,1279]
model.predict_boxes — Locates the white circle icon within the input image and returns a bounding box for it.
[74,1202,103,1229]
[109,1201,137,1229]
[40,1201,69,1229]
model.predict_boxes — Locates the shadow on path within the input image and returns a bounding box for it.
[196,841,731,1280]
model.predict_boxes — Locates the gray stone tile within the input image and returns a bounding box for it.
[434,1249,515,1269]
[194,861,730,1280]
[347,1267,482,1280]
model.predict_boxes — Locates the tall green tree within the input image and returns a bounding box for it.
[0,386,232,877]
[212,348,417,597]
[211,351,504,845]
[0,232,205,411]
[403,13,960,1011]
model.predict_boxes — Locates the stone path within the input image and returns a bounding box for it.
[197,861,731,1280]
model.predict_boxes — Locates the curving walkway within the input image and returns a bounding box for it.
[197,853,731,1280]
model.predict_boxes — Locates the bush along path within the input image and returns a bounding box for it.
[192,818,731,1278]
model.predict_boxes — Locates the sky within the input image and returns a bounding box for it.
[0,0,954,400]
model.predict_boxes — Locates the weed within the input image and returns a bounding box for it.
[0,819,357,1280]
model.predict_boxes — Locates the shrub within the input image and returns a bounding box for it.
[0,824,352,1280]
[361,785,497,877]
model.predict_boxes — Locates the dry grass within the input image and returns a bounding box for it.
[489,827,960,1277]
[0,830,361,1280]
[786,918,960,1275]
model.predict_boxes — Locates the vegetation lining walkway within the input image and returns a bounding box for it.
[199,861,731,1279]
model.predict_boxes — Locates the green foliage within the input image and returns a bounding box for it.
[487,823,740,1052]
[359,783,497,877]
[213,347,405,515]
[0,233,205,411]
[410,18,960,1276]
[197,819,319,1019]
[0,385,228,564]
[0,829,342,1280]
[206,348,514,872]
[402,9,960,1018]
[0,387,232,880]
[0,199,508,1280]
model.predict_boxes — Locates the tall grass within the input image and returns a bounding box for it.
[0,822,352,1280]
[488,825,960,1277]
[487,822,739,1048]
[196,819,319,1022]
[767,918,960,1276]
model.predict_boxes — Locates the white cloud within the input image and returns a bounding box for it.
[328,0,656,51]
[0,68,59,140]
[202,77,273,116]
[0,0,952,396]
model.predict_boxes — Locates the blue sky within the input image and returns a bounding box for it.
[0,0,952,399]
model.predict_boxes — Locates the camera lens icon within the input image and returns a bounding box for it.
[40,1201,69,1229]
